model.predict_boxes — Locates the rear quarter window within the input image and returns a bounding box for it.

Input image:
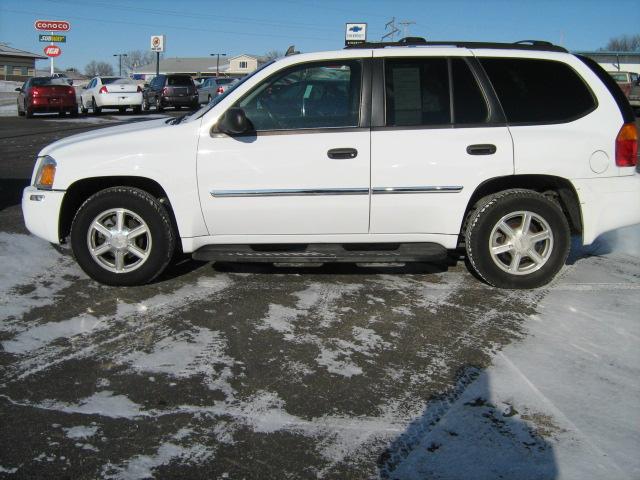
[479,58,596,124]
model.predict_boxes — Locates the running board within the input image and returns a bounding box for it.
[191,243,447,263]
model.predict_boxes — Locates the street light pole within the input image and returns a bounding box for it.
[209,53,227,77]
[113,53,128,77]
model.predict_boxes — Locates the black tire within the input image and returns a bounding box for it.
[133,105,142,114]
[190,101,199,110]
[80,99,88,114]
[156,97,164,112]
[464,189,570,289]
[118,107,127,114]
[17,101,25,116]
[174,105,181,110]
[142,97,150,111]
[25,107,34,118]
[70,187,176,286]
[207,95,211,103]
[92,97,102,115]
[70,108,79,117]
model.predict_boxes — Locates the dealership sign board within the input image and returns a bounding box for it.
[150,35,165,52]
[34,20,71,31]
[345,23,367,46]
[44,45,62,57]
[39,34,66,43]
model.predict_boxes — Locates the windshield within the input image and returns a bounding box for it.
[191,60,276,120]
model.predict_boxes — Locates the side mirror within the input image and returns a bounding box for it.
[15,87,21,92]
[216,107,251,135]
[143,83,149,88]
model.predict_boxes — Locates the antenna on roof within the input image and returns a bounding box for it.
[285,45,299,56]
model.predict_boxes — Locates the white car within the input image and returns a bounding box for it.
[22,39,640,288]
[80,76,143,114]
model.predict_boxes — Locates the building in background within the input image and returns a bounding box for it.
[0,44,47,81]
[576,51,640,75]
[131,54,268,80]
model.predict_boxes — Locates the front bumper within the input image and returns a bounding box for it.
[573,174,640,244]
[22,186,65,244]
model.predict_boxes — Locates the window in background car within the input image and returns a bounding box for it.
[451,58,489,124]
[609,73,627,82]
[480,58,596,124]
[236,60,362,130]
[217,78,234,85]
[168,76,193,86]
[384,58,450,126]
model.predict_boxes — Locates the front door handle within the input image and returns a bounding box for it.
[328,148,358,159]
[466,144,497,155]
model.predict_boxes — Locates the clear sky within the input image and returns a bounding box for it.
[1,0,639,72]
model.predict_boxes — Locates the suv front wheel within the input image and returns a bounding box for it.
[465,189,570,289]
[70,187,175,286]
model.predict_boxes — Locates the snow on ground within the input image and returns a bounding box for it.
[0,80,21,93]
[384,227,640,480]
[0,103,17,116]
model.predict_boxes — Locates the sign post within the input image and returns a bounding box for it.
[35,20,71,75]
[150,35,165,77]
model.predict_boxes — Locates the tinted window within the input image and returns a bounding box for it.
[385,58,450,126]
[236,60,361,130]
[217,78,234,85]
[480,58,596,124]
[168,76,193,86]
[102,77,122,85]
[30,77,67,86]
[452,59,488,124]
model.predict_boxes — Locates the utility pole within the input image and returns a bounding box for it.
[210,53,227,77]
[398,20,416,38]
[381,17,400,42]
[113,53,128,77]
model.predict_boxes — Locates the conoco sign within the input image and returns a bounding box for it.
[44,45,62,57]
[34,20,71,31]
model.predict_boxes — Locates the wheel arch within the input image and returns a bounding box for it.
[464,174,583,237]
[59,176,179,243]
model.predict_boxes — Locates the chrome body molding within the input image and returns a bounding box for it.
[211,186,463,198]
[372,186,463,194]
[210,188,370,198]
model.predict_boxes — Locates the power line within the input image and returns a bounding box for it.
[381,17,400,42]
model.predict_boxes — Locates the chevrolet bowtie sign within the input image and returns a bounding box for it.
[345,23,367,46]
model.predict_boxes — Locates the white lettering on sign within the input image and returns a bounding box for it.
[44,45,62,57]
[34,20,71,31]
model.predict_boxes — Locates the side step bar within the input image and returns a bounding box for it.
[192,243,447,264]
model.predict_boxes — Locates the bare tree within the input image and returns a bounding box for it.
[85,61,114,76]
[264,50,284,60]
[603,34,640,52]
[122,50,156,74]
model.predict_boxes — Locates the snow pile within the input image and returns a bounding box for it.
[0,80,21,92]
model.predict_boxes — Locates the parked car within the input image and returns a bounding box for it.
[22,39,640,288]
[198,77,238,104]
[142,74,199,111]
[608,71,638,96]
[80,77,143,115]
[16,77,78,118]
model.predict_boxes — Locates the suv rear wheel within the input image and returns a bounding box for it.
[465,189,570,289]
[70,187,175,286]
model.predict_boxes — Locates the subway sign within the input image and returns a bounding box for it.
[34,20,71,31]
[39,34,66,43]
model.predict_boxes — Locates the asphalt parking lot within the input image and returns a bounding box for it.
[0,113,639,479]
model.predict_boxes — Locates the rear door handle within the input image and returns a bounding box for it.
[466,144,497,155]
[328,148,358,159]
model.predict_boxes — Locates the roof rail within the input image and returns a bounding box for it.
[345,37,568,53]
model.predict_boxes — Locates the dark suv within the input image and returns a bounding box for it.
[142,74,199,111]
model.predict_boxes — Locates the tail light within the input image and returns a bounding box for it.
[31,87,41,97]
[216,86,224,94]
[137,85,142,92]
[162,87,169,96]
[615,123,638,167]
[99,86,108,94]
[67,87,75,95]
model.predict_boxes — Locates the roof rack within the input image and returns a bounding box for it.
[345,37,568,53]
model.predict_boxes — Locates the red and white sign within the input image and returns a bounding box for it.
[34,20,71,31]
[44,45,62,57]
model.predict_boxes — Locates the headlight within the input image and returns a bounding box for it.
[34,155,57,190]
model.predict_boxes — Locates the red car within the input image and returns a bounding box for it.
[16,77,78,118]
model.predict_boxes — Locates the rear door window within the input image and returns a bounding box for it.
[385,58,450,126]
[451,58,489,124]
[480,58,596,124]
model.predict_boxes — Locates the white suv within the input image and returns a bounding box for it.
[22,39,640,288]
